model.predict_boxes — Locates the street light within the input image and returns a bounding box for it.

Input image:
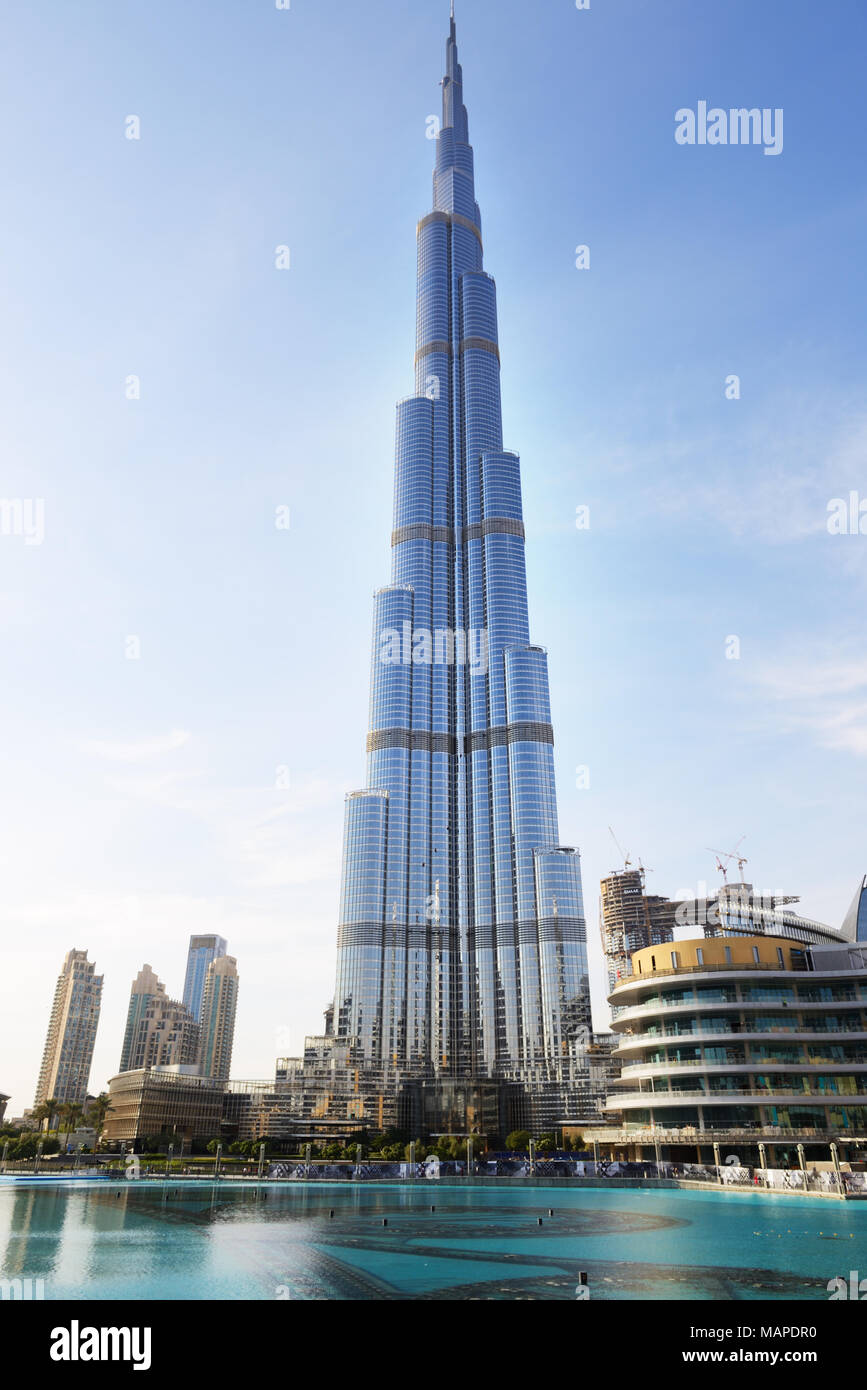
[830,1142,843,1197]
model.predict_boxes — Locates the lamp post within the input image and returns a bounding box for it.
[166,1143,174,1180]
[213,1143,222,1179]
[34,1141,43,1176]
[797,1142,806,1188]
[830,1142,843,1197]
[1,1141,8,1174]
[654,1137,662,1180]
[528,1139,536,1176]
[467,1135,473,1179]
[409,1140,416,1177]
[758,1142,767,1185]
[713,1141,722,1183]
[304,1142,312,1178]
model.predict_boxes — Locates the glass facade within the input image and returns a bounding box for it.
[331,16,590,1128]
[842,875,867,943]
[182,935,228,1023]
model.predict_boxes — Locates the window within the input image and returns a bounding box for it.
[696,948,704,965]
[752,946,761,964]
[777,947,785,968]
[725,946,733,965]
[670,951,679,969]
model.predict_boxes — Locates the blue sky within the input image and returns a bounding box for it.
[0,0,865,1112]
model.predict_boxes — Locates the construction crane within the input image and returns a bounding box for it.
[608,827,632,872]
[707,836,747,884]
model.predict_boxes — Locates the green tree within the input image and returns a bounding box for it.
[505,1130,531,1153]
[29,1102,51,1132]
[32,1097,60,1133]
[87,1093,113,1146]
[58,1103,84,1151]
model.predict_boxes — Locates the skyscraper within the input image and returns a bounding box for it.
[600,867,678,1008]
[182,934,227,1023]
[328,11,591,1131]
[198,955,239,1081]
[119,963,165,1073]
[842,875,867,942]
[34,949,102,1109]
[119,964,199,1074]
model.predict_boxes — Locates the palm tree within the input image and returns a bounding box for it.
[87,1093,113,1148]
[29,1102,51,1133]
[40,1097,61,1134]
[59,1103,84,1152]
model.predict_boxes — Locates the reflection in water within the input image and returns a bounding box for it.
[0,1180,865,1301]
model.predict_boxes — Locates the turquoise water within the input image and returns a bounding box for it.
[1,1179,866,1300]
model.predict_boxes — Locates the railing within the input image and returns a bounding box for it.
[4,1155,865,1198]
[616,961,793,985]
[614,1087,867,1102]
[584,1124,844,1141]
[620,1057,867,1073]
[619,1024,867,1045]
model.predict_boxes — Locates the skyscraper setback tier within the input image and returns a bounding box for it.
[321,14,592,1132]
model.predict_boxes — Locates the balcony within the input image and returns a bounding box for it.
[610,1088,867,1105]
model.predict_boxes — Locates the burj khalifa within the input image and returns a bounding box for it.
[322,8,592,1134]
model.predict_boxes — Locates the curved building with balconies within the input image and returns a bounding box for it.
[604,936,867,1146]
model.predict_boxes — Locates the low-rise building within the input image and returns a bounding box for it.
[586,935,867,1165]
[103,1066,224,1148]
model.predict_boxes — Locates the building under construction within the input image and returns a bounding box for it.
[601,855,850,1015]
[600,867,680,1006]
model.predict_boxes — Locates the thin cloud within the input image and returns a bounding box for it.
[82,729,192,762]
[750,648,867,757]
